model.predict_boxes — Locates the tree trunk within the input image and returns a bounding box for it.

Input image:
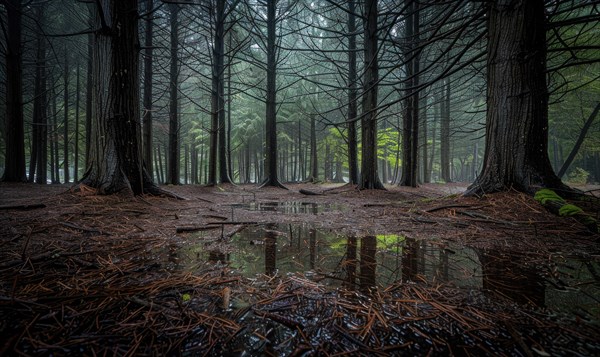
[308,114,318,182]
[400,0,420,188]
[346,0,359,185]
[421,104,429,183]
[85,5,94,168]
[261,0,284,188]
[50,79,60,184]
[167,4,180,185]
[440,79,451,182]
[79,0,158,195]
[2,0,26,182]
[32,4,48,185]
[557,102,600,178]
[143,0,154,179]
[359,0,384,190]
[63,47,70,183]
[74,63,81,182]
[466,0,565,196]
[215,0,230,184]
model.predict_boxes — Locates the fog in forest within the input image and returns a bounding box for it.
[1,0,598,189]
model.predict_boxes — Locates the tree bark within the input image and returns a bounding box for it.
[260,0,285,188]
[63,47,70,183]
[359,0,384,190]
[400,0,420,188]
[31,4,48,184]
[79,0,158,195]
[440,79,451,182]
[167,4,180,185]
[466,0,566,196]
[346,0,359,185]
[2,0,26,182]
[143,0,154,179]
[74,63,81,182]
[216,0,231,184]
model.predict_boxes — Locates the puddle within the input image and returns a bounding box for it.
[230,201,346,214]
[178,224,599,320]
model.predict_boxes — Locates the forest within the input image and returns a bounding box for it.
[1,0,599,355]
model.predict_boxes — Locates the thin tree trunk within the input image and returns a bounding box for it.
[347,0,359,184]
[261,0,284,188]
[216,0,230,183]
[2,0,26,182]
[167,4,180,185]
[440,79,451,182]
[400,1,420,187]
[359,0,384,189]
[74,63,81,182]
[63,47,70,183]
[143,0,154,177]
[557,102,600,178]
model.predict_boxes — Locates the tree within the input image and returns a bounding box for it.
[167,3,180,185]
[359,0,384,190]
[261,0,285,188]
[346,0,358,185]
[78,0,159,195]
[1,0,26,182]
[466,0,565,196]
[400,1,420,188]
[142,0,154,180]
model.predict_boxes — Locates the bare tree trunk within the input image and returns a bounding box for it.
[143,0,154,178]
[359,0,384,189]
[79,0,159,195]
[308,114,318,182]
[466,0,565,196]
[400,0,420,187]
[557,102,600,178]
[63,47,70,183]
[85,5,94,168]
[2,0,26,182]
[346,0,359,185]
[440,79,451,182]
[167,4,180,185]
[261,0,284,188]
[74,63,81,182]
[33,4,48,185]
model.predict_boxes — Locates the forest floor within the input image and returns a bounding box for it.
[0,182,599,356]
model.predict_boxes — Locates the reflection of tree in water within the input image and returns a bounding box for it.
[344,235,357,289]
[360,236,377,290]
[478,250,545,307]
[309,227,316,269]
[265,225,277,275]
[402,238,423,282]
[208,250,228,264]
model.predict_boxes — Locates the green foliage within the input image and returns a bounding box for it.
[534,189,565,205]
[558,204,584,217]
[182,293,191,302]
[566,167,589,184]
[376,234,406,253]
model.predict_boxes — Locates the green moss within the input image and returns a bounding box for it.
[558,204,584,217]
[534,189,565,205]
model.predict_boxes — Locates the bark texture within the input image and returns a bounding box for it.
[466,0,565,196]
[359,0,384,190]
[80,0,158,195]
[2,0,26,182]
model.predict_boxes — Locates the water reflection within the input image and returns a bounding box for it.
[478,251,545,307]
[181,224,598,318]
[231,201,346,214]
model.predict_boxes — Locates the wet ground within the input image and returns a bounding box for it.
[1,182,599,355]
